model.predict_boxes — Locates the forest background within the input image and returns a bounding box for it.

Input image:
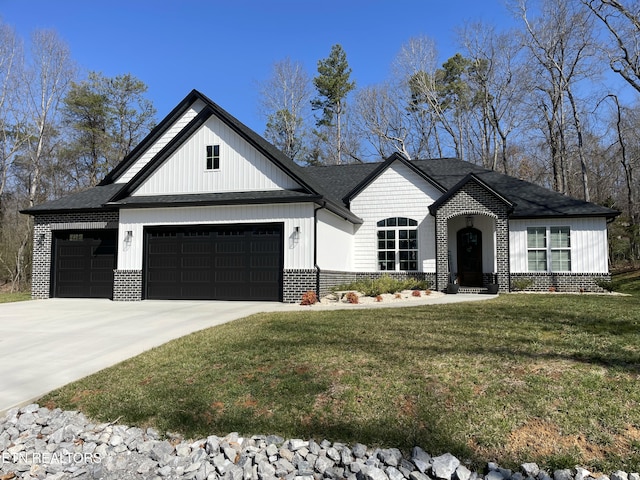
[1,0,638,290]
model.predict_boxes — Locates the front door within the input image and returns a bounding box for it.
[457,227,483,287]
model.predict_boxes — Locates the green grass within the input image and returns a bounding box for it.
[0,291,31,303]
[612,269,640,295]
[41,291,640,472]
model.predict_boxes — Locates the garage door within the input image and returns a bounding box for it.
[52,230,117,298]
[144,224,283,301]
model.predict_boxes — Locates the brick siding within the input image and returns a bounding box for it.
[31,211,119,299]
[113,270,143,301]
[282,269,318,303]
[510,273,611,293]
[434,181,510,293]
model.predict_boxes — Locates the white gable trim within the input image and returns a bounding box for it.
[131,115,301,196]
[115,99,207,184]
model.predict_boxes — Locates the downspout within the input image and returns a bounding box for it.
[314,202,326,297]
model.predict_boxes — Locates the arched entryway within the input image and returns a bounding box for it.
[457,227,483,287]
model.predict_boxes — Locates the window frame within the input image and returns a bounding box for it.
[526,226,571,272]
[376,217,418,272]
[206,144,220,171]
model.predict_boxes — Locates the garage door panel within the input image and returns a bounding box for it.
[181,270,211,283]
[53,230,116,298]
[145,224,282,301]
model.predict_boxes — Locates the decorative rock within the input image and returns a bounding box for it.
[353,443,368,459]
[575,467,591,480]
[456,464,473,480]
[486,470,505,480]
[554,470,574,480]
[379,448,403,467]
[522,464,541,477]
[0,404,636,480]
[410,471,432,480]
[612,472,629,480]
[432,453,461,480]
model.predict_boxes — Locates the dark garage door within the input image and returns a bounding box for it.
[144,224,283,301]
[52,230,117,298]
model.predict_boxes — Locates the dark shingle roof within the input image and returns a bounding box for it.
[307,157,617,219]
[22,89,618,221]
[22,184,122,213]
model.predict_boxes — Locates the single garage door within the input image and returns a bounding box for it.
[144,224,283,301]
[52,230,117,298]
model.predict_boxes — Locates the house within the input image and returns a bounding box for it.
[23,90,618,302]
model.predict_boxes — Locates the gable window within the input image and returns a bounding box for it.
[206,145,220,170]
[377,217,418,271]
[527,226,571,272]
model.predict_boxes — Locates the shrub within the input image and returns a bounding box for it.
[424,289,432,296]
[345,291,359,304]
[412,290,421,297]
[331,275,433,297]
[511,278,533,291]
[593,277,616,292]
[375,295,383,302]
[300,290,318,305]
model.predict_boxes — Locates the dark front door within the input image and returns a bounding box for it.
[52,230,117,298]
[144,224,283,301]
[457,227,483,287]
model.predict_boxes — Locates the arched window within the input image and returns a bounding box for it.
[377,217,418,271]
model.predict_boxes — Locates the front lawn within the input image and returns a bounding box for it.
[40,291,640,472]
[0,291,31,303]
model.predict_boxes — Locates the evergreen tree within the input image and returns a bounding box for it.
[62,72,156,187]
[311,44,356,164]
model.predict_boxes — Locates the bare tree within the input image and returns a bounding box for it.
[459,22,526,174]
[516,0,599,199]
[582,0,640,93]
[0,22,26,203]
[354,83,412,160]
[22,29,75,208]
[392,35,448,159]
[259,58,312,162]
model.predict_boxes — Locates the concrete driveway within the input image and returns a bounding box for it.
[0,293,494,415]
[0,298,297,414]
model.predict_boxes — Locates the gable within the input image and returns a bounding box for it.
[131,115,302,196]
[350,160,443,208]
[115,98,207,184]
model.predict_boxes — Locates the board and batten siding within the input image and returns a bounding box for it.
[509,217,609,273]
[132,116,300,196]
[118,203,315,271]
[350,162,439,272]
[116,99,207,184]
[316,208,355,271]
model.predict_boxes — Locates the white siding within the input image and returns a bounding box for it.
[350,162,440,272]
[509,217,609,273]
[316,208,355,271]
[133,116,300,195]
[118,203,315,270]
[116,99,207,183]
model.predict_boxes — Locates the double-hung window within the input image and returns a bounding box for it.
[527,226,571,272]
[377,217,418,271]
[206,145,220,170]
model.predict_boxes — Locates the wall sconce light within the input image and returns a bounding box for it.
[37,233,46,248]
[124,230,133,244]
[293,226,300,240]
[466,216,474,228]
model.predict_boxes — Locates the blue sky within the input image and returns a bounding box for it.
[1,0,516,134]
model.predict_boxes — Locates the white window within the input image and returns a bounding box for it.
[377,217,418,271]
[527,226,571,272]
